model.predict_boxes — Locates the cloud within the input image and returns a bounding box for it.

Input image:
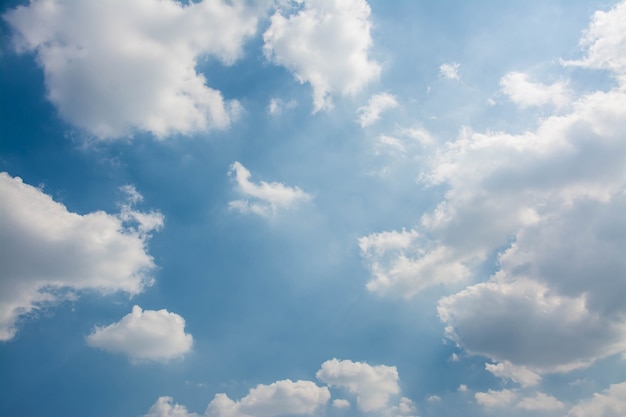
[0,173,162,341]
[263,0,380,112]
[3,0,260,139]
[357,93,399,127]
[206,379,330,417]
[358,229,469,297]
[426,395,441,403]
[516,392,564,411]
[87,305,193,361]
[500,72,571,109]
[439,279,626,372]
[331,399,350,408]
[567,382,626,417]
[144,397,201,417]
[439,63,460,80]
[267,98,297,115]
[361,2,626,376]
[228,161,312,216]
[474,389,517,408]
[485,361,541,387]
[316,358,400,412]
[562,0,626,82]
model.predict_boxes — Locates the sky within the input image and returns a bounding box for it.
[0,0,625,416]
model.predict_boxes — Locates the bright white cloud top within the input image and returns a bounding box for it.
[316,358,400,412]
[263,0,380,112]
[87,306,192,361]
[500,72,570,109]
[2,0,260,139]
[228,161,312,216]
[0,173,162,341]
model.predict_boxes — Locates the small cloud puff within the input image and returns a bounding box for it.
[87,305,193,362]
[228,161,312,217]
[439,63,460,80]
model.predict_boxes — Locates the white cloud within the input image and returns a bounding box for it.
[517,392,564,411]
[485,361,542,387]
[144,397,201,417]
[228,161,312,217]
[357,93,399,127]
[316,358,400,412]
[562,0,626,82]
[0,173,162,341]
[206,379,330,417]
[475,389,518,408]
[263,0,380,112]
[358,229,469,297]
[567,382,626,417]
[331,399,350,408]
[87,305,193,361]
[3,0,260,139]
[458,384,468,392]
[500,72,571,109]
[361,2,626,377]
[384,397,418,417]
[439,63,460,80]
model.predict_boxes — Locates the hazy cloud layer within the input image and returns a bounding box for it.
[263,0,380,112]
[0,173,162,341]
[3,0,260,138]
[87,306,193,361]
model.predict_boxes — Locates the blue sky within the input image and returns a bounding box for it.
[1,1,625,416]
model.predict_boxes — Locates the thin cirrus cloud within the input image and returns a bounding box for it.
[357,92,399,127]
[0,173,163,341]
[87,305,193,362]
[263,0,380,112]
[228,161,312,217]
[2,0,261,139]
[359,0,626,377]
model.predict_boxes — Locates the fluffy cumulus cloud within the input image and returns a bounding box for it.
[567,382,626,417]
[516,392,564,411]
[0,173,162,341]
[500,72,570,109]
[263,0,380,112]
[368,27,626,412]
[316,358,400,412]
[358,228,469,297]
[228,161,312,216]
[563,0,626,81]
[144,397,201,417]
[87,305,193,361]
[3,0,261,139]
[143,358,415,417]
[206,380,330,417]
[361,0,626,376]
[357,92,399,127]
[474,389,517,408]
